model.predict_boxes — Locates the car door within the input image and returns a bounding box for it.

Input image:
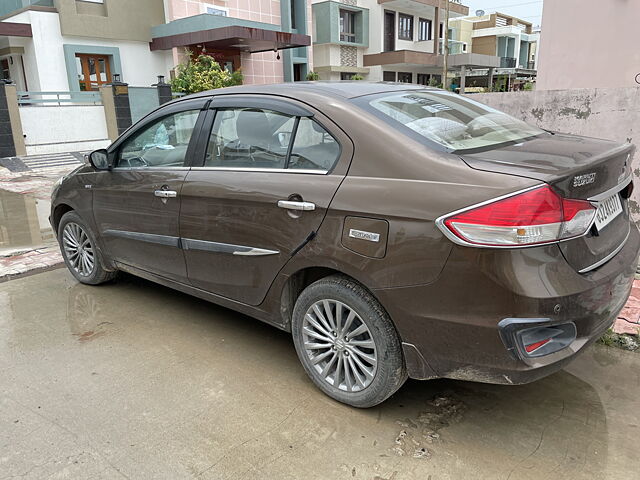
[179,95,353,305]
[92,98,208,283]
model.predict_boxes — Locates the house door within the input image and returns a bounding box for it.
[384,11,395,52]
[75,54,112,91]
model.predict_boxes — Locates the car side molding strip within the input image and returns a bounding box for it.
[103,230,181,247]
[103,230,279,257]
[181,238,279,256]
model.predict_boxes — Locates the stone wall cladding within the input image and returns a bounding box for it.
[340,45,357,67]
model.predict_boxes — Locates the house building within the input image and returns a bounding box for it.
[311,0,499,87]
[537,0,640,90]
[448,12,538,89]
[0,0,173,92]
[154,0,313,83]
[0,0,313,94]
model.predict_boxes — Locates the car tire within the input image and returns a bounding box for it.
[292,274,407,408]
[58,211,116,285]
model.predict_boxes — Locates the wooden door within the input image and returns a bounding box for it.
[76,54,112,91]
[384,11,395,52]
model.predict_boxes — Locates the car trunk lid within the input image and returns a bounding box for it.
[459,133,635,273]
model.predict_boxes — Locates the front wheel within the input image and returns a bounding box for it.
[58,211,116,285]
[292,275,407,408]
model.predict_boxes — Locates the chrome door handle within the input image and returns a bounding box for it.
[277,200,316,211]
[154,190,177,198]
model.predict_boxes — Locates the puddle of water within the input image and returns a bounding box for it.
[0,188,56,256]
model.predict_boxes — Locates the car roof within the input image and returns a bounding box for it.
[184,81,434,101]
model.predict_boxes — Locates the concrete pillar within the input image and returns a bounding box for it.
[488,67,494,91]
[459,65,466,94]
[154,75,173,105]
[110,78,132,136]
[100,86,119,142]
[433,7,440,54]
[1,83,26,157]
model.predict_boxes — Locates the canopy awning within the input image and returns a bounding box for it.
[150,25,310,53]
[0,22,32,38]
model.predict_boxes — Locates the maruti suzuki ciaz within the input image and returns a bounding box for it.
[50,82,639,407]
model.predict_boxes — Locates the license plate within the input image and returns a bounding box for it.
[594,193,622,231]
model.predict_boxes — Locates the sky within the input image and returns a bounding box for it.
[461,0,544,28]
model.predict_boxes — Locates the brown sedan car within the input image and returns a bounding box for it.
[51,82,639,407]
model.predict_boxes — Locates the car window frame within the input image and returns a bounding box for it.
[190,95,344,175]
[107,98,210,171]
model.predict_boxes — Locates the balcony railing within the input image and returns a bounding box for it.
[17,91,102,106]
[500,57,516,68]
[438,39,467,55]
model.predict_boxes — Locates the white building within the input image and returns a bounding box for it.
[0,0,173,93]
[311,0,499,85]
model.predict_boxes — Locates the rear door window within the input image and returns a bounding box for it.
[204,107,341,172]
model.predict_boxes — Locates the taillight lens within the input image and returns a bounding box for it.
[440,185,596,247]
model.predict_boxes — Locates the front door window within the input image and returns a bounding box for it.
[75,54,112,91]
[117,110,200,168]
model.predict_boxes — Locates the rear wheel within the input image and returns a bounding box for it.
[292,275,406,408]
[58,211,116,285]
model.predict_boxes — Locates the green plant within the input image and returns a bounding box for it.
[523,81,534,91]
[306,71,320,81]
[351,74,364,80]
[170,53,242,94]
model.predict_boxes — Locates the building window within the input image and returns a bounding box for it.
[290,0,297,29]
[417,73,430,85]
[398,14,413,41]
[439,23,444,39]
[204,6,228,16]
[339,9,357,43]
[77,0,104,3]
[340,72,356,80]
[383,71,396,82]
[75,54,111,91]
[397,72,412,83]
[418,18,432,41]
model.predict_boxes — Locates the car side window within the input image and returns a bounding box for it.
[288,118,340,171]
[117,110,200,168]
[205,108,295,169]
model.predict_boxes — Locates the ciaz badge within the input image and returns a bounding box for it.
[573,173,596,187]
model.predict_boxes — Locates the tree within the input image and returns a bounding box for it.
[170,53,243,94]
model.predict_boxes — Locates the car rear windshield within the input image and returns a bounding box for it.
[358,90,545,151]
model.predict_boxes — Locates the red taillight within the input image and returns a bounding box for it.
[439,185,596,247]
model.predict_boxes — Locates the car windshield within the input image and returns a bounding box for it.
[362,90,545,151]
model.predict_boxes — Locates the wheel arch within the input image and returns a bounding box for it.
[278,266,394,334]
[51,203,75,234]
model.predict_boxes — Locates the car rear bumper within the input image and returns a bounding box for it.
[374,223,640,384]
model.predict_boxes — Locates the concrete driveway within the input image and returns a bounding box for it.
[1,269,638,480]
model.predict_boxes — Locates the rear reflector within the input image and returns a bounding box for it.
[438,185,596,247]
[524,338,551,353]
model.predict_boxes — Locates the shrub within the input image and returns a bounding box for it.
[170,53,243,94]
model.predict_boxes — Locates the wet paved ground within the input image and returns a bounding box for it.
[1,269,639,479]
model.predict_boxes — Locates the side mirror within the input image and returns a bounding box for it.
[89,149,111,170]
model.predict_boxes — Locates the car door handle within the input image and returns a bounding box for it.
[154,190,178,198]
[277,200,316,211]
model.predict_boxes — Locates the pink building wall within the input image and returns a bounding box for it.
[537,0,640,90]
[165,0,312,84]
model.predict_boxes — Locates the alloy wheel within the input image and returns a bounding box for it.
[62,222,95,277]
[302,299,378,392]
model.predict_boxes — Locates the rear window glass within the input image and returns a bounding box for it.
[359,90,544,151]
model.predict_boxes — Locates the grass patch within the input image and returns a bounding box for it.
[598,328,639,351]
